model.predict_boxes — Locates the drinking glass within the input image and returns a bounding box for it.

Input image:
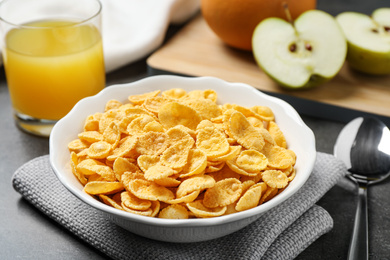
[0,0,105,137]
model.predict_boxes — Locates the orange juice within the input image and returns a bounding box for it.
[3,20,105,120]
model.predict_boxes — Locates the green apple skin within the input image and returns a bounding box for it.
[337,8,390,75]
[252,10,347,89]
[257,63,330,89]
[346,44,390,75]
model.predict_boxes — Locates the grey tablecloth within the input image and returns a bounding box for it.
[12,152,347,260]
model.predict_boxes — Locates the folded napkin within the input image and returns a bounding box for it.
[101,0,200,72]
[0,0,200,71]
[12,152,347,260]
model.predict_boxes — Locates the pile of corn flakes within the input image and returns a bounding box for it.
[68,88,296,219]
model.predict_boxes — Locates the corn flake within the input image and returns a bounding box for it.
[84,114,100,132]
[161,88,187,99]
[127,179,175,202]
[99,194,123,210]
[203,178,242,208]
[127,115,156,136]
[235,183,265,211]
[106,136,137,161]
[103,122,121,147]
[105,99,123,112]
[262,170,289,189]
[136,131,169,156]
[137,154,160,173]
[228,112,265,151]
[84,181,124,195]
[186,89,217,102]
[68,139,89,152]
[160,140,191,170]
[144,164,177,181]
[155,177,181,187]
[251,105,275,121]
[113,157,140,181]
[143,96,173,115]
[236,150,268,173]
[176,175,215,198]
[121,191,152,211]
[182,98,222,120]
[166,190,199,204]
[128,90,160,105]
[158,102,201,130]
[70,152,87,185]
[87,141,112,159]
[78,131,103,143]
[196,122,230,159]
[186,200,226,218]
[266,146,294,169]
[158,204,189,219]
[179,149,207,178]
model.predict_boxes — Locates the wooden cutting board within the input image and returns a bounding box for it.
[147,14,390,124]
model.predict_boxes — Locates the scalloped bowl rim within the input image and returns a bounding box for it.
[49,75,316,228]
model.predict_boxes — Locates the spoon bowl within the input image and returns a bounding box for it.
[334,117,390,260]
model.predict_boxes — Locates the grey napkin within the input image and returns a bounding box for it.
[12,152,347,260]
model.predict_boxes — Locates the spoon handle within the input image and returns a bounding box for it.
[348,185,368,260]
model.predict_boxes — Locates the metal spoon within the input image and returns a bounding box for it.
[334,117,390,260]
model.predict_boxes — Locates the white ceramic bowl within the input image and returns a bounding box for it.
[49,75,316,243]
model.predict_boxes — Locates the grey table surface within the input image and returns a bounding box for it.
[1,1,390,259]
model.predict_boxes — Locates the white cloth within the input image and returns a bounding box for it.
[101,0,199,72]
[0,0,200,72]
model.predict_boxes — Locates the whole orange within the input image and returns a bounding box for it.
[201,0,317,51]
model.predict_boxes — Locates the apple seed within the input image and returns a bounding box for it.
[305,43,313,51]
[289,43,297,52]
[371,28,379,33]
[384,26,390,32]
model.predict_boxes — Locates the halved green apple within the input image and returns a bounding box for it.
[252,10,347,89]
[336,8,390,75]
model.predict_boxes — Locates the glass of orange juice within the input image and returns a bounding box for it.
[0,0,105,137]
